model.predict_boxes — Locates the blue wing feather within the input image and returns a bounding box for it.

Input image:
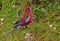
[12,25,21,31]
[25,15,30,23]
[19,15,30,25]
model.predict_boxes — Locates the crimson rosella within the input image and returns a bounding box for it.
[12,6,32,31]
[1,6,32,37]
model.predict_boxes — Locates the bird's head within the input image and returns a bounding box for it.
[24,6,31,13]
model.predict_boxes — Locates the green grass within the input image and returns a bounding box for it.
[0,0,60,41]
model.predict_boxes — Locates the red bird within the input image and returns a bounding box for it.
[12,6,32,31]
[1,6,32,37]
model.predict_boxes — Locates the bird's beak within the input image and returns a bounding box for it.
[30,8,31,11]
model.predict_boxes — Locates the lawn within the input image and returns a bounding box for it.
[0,0,60,41]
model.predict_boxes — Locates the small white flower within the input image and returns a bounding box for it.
[25,36,27,39]
[54,27,56,30]
[1,18,4,21]
[25,33,31,39]
[1,22,3,25]
[0,18,4,25]
[50,24,52,28]
[26,33,30,36]
[25,32,33,41]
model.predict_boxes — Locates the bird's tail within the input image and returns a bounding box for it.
[12,25,21,31]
